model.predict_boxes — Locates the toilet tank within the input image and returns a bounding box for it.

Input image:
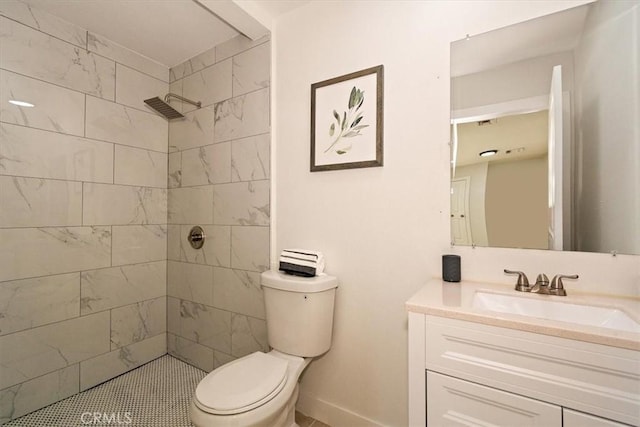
[261,270,338,357]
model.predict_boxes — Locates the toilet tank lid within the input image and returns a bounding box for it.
[261,270,338,293]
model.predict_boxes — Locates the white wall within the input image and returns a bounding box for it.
[574,0,640,254]
[272,1,637,426]
[485,157,548,249]
[452,51,574,110]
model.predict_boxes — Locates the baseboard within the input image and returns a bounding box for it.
[296,391,385,427]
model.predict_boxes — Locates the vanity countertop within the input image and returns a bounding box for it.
[406,279,640,351]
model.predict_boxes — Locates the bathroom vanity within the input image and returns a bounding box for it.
[406,280,640,426]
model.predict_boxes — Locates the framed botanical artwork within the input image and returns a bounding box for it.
[310,65,384,172]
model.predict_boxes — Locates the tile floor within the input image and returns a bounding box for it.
[5,354,329,427]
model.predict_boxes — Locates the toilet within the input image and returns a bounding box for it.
[190,270,339,427]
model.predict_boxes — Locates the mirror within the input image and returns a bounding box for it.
[450,0,639,255]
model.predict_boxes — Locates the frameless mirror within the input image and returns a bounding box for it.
[450,0,639,255]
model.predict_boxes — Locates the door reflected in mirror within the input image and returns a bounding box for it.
[450,0,639,255]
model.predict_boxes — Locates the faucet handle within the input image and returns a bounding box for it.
[504,269,530,292]
[549,274,579,296]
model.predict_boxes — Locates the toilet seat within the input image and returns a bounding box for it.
[194,352,289,415]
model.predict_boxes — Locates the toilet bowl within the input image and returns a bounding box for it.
[190,270,338,427]
[190,350,311,427]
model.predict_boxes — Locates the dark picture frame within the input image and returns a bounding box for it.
[310,65,384,172]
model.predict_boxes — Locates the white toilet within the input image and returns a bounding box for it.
[190,270,339,427]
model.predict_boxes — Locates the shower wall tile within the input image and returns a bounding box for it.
[169,61,193,84]
[87,32,169,83]
[170,46,216,83]
[168,333,214,372]
[0,311,110,390]
[0,176,83,227]
[80,261,166,315]
[230,314,267,358]
[168,106,215,152]
[0,70,85,136]
[167,187,213,224]
[213,350,234,370]
[182,59,232,111]
[167,297,180,335]
[232,42,270,97]
[181,142,231,187]
[213,88,270,143]
[0,364,79,423]
[80,333,166,391]
[167,78,184,116]
[0,16,115,100]
[174,224,231,267]
[167,261,213,305]
[167,225,183,262]
[216,34,270,63]
[0,123,114,184]
[115,64,169,113]
[110,297,166,349]
[213,180,270,226]
[231,133,270,182]
[0,0,86,48]
[168,152,182,188]
[0,273,80,336]
[213,267,264,319]
[178,300,231,353]
[0,3,171,420]
[0,226,111,282]
[166,21,270,373]
[111,225,167,266]
[230,226,270,272]
[85,96,168,153]
[83,183,167,225]
[114,145,168,188]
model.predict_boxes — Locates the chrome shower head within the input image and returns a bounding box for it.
[143,93,201,120]
[144,96,184,120]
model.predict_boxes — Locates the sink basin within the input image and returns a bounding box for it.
[471,291,640,333]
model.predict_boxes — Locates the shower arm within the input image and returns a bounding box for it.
[164,93,201,108]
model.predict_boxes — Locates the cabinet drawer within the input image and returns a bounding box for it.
[563,409,630,427]
[425,315,640,426]
[427,371,561,427]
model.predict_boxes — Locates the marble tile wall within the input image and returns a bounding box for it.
[167,34,271,372]
[0,1,168,423]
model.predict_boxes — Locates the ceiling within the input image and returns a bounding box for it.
[456,110,549,168]
[451,3,590,77]
[21,0,308,68]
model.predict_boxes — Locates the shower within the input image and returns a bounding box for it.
[144,93,201,120]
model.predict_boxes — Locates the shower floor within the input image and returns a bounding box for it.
[5,354,329,427]
[5,355,205,427]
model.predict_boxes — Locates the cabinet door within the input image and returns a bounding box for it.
[427,371,561,427]
[563,409,630,427]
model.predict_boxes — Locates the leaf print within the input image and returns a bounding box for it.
[348,87,357,109]
[325,85,370,154]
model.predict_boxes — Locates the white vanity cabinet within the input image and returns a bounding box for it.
[427,371,561,426]
[408,312,640,427]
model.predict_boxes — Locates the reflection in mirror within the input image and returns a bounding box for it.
[450,0,639,255]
